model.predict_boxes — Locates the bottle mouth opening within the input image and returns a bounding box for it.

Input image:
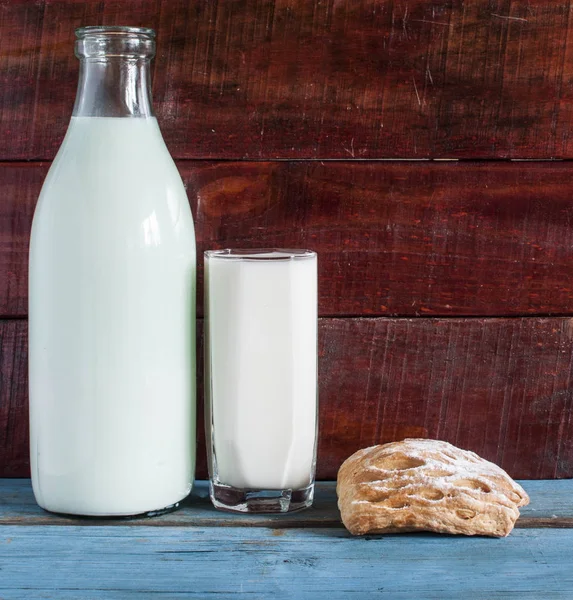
[75,26,156,59]
[76,26,156,39]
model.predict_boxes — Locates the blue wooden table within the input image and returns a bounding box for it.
[1,480,572,599]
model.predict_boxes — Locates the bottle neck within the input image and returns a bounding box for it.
[72,57,154,118]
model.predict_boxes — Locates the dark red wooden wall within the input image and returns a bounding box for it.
[2,0,573,479]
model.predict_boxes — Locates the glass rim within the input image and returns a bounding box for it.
[75,26,156,39]
[204,248,316,261]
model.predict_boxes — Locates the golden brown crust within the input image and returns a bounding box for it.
[336,439,529,537]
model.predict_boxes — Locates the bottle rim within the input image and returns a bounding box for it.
[75,26,156,60]
[76,26,156,39]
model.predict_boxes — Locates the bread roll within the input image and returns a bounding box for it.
[337,439,529,537]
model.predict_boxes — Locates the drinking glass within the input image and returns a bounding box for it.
[204,249,318,513]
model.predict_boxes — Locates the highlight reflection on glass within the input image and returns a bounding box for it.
[142,211,161,246]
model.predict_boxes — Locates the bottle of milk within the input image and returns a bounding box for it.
[28,27,196,516]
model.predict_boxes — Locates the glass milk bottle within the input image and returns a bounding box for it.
[28,27,196,516]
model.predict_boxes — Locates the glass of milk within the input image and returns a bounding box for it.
[205,249,318,513]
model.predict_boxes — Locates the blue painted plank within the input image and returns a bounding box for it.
[0,480,571,527]
[1,526,573,599]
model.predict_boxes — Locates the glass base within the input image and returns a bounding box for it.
[210,481,314,514]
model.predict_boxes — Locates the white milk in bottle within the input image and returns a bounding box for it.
[28,27,196,516]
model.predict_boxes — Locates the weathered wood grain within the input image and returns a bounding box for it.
[3,317,573,479]
[1,480,571,529]
[318,317,573,480]
[5,160,573,318]
[1,525,573,599]
[2,0,573,159]
[0,164,43,317]
[0,320,28,477]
